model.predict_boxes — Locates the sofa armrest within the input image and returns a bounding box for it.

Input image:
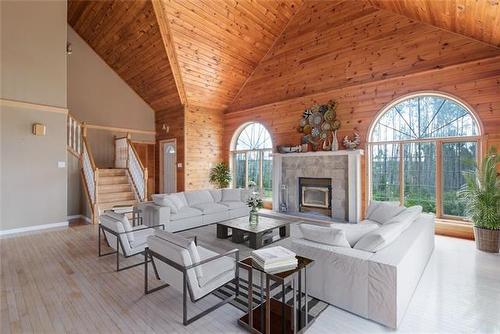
[142,204,171,226]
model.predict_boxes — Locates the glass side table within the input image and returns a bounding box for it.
[237,255,314,334]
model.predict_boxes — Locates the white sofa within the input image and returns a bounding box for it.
[290,202,435,329]
[139,188,249,232]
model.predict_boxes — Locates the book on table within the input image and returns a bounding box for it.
[251,246,298,272]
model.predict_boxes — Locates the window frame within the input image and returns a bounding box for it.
[366,92,483,222]
[230,122,273,199]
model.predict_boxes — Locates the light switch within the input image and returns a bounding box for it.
[58,161,66,168]
[177,163,183,168]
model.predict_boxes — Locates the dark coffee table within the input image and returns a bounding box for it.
[216,216,292,249]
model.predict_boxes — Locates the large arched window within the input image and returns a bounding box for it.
[368,93,481,219]
[231,123,273,199]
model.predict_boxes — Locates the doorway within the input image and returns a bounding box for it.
[160,139,177,194]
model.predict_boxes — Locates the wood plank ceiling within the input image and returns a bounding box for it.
[68,0,182,112]
[153,0,303,110]
[228,0,500,112]
[366,0,500,48]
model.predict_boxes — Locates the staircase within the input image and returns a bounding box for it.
[97,168,137,211]
[68,114,148,223]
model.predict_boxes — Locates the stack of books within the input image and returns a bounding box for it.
[251,246,298,274]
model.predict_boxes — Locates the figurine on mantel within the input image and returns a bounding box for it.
[297,100,341,152]
[343,131,361,150]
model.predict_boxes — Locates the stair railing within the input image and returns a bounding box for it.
[114,136,148,201]
[81,129,99,223]
[67,114,82,156]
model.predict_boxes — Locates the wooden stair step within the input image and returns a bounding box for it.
[99,191,135,202]
[98,176,129,185]
[98,200,137,211]
[99,168,127,176]
[98,184,131,193]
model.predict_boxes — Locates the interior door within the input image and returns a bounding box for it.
[162,141,176,194]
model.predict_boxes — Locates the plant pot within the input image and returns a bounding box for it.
[249,208,259,227]
[473,226,500,253]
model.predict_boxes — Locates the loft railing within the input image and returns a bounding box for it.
[114,136,148,201]
[82,135,99,223]
[67,114,82,155]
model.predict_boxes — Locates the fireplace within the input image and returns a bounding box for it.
[299,177,332,217]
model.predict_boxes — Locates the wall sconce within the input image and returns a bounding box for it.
[162,123,170,133]
[32,123,46,136]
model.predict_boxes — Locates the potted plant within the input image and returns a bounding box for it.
[209,162,231,189]
[458,147,500,253]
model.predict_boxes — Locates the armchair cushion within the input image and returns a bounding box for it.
[102,211,134,243]
[130,227,155,249]
[190,202,228,214]
[197,246,236,288]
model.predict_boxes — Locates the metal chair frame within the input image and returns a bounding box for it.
[144,244,239,326]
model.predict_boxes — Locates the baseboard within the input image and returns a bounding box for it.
[68,214,92,223]
[0,221,69,237]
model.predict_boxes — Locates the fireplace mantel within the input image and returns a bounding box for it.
[272,149,364,223]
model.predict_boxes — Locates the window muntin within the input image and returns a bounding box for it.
[369,93,480,219]
[231,123,273,199]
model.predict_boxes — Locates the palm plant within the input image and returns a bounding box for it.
[458,147,499,252]
[458,147,500,229]
[209,162,231,189]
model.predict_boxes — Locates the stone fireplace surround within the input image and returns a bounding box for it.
[272,150,363,223]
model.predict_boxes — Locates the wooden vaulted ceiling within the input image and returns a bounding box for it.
[68,0,182,112]
[366,0,500,47]
[68,0,500,114]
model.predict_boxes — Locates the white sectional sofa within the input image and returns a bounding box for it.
[139,188,250,232]
[290,202,435,329]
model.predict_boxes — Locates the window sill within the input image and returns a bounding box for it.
[435,219,474,240]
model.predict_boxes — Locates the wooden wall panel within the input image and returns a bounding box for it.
[223,56,500,211]
[185,106,224,190]
[229,0,500,112]
[367,0,500,47]
[156,106,185,192]
[156,0,303,109]
[68,0,182,112]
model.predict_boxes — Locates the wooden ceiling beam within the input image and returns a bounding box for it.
[152,0,188,107]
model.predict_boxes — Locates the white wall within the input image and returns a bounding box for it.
[0,0,68,231]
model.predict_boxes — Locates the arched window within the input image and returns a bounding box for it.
[231,123,273,199]
[368,93,481,218]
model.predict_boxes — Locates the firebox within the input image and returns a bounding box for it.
[298,177,332,216]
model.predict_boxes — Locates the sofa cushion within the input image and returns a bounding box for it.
[197,246,235,287]
[366,201,400,218]
[208,189,222,202]
[386,205,422,225]
[185,190,214,206]
[220,201,247,210]
[368,202,405,224]
[331,222,380,247]
[170,207,202,221]
[299,224,351,248]
[190,202,228,214]
[170,192,188,210]
[222,188,241,202]
[103,211,134,244]
[354,220,413,252]
[151,194,179,213]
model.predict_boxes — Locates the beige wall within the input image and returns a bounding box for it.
[67,26,155,131]
[0,0,68,231]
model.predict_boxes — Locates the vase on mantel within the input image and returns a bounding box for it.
[249,207,259,226]
[331,130,339,151]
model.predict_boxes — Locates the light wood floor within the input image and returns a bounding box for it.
[1,224,499,334]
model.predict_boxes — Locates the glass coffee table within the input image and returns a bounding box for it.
[237,255,314,334]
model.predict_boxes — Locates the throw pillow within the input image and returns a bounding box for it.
[170,193,188,210]
[222,188,242,202]
[368,202,405,224]
[354,221,410,252]
[299,224,351,248]
[151,194,178,213]
[386,205,422,225]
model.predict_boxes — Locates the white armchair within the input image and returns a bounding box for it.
[98,211,164,272]
[145,230,239,325]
